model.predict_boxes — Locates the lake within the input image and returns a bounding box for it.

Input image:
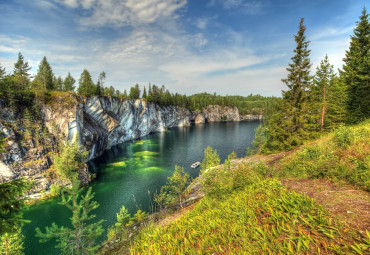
[22,120,260,255]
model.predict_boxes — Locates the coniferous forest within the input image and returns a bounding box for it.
[0,5,369,255]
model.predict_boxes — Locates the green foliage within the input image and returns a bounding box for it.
[13,52,31,90]
[277,121,370,190]
[340,8,370,124]
[154,165,191,209]
[0,178,31,236]
[63,72,76,92]
[132,179,361,254]
[200,146,220,173]
[36,180,104,255]
[0,226,24,255]
[49,183,62,197]
[77,69,96,97]
[333,125,354,148]
[247,124,267,155]
[262,18,315,153]
[129,84,141,99]
[127,210,148,226]
[115,205,130,227]
[53,140,88,181]
[95,72,105,96]
[311,55,345,130]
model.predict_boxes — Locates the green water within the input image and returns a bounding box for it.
[22,121,260,255]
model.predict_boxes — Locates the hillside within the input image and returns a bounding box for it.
[101,121,370,254]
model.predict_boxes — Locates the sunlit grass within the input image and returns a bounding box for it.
[131,179,363,254]
[276,121,370,190]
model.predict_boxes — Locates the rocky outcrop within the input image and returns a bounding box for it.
[241,114,263,120]
[43,96,192,160]
[0,95,262,188]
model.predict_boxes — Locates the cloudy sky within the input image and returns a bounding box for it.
[0,0,367,96]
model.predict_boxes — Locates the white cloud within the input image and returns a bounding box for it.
[208,0,262,14]
[57,0,187,27]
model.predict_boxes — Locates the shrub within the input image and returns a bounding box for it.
[333,125,354,148]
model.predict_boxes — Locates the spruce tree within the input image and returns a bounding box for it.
[142,86,147,98]
[36,180,104,255]
[340,7,370,123]
[63,72,76,92]
[262,18,313,152]
[0,178,31,235]
[33,56,55,91]
[13,52,31,90]
[312,55,336,130]
[0,227,24,255]
[96,72,105,96]
[77,69,96,97]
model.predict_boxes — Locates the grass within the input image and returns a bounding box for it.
[276,121,370,190]
[131,179,367,254]
[104,121,370,254]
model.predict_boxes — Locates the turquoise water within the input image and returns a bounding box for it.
[22,121,260,255]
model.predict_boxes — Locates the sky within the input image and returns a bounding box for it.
[0,0,367,96]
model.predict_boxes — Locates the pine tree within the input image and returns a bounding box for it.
[36,180,104,255]
[78,69,96,97]
[33,56,55,91]
[340,7,370,123]
[13,52,31,90]
[53,75,63,91]
[0,179,31,236]
[63,72,76,92]
[96,72,105,96]
[261,18,313,153]
[312,55,336,130]
[0,226,24,255]
[142,86,147,98]
[129,84,140,99]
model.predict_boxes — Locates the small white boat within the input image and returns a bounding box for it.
[191,162,200,168]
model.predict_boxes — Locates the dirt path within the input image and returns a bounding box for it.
[281,178,370,235]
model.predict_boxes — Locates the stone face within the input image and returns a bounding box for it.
[203,105,241,122]
[194,113,206,124]
[43,97,193,160]
[0,95,263,186]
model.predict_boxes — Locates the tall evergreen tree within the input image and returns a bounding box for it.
[340,7,370,123]
[96,72,105,96]
[33,56,54,91]
[142,86,147,98]
[312,55,336,130]
[63,72,76,92]
[53,75,63,91]
[36,180,104,255]
[77,69,96,97]
[262,18,313,152]
[13,52,31,89]
[129,84,141,99]
[0,227,24,255]
[0,179,30,236]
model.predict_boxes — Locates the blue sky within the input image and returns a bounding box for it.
[0,0,367,96]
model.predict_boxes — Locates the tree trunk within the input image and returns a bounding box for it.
[321,78,327,130]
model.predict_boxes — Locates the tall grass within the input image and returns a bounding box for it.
[131,179,367,254]
[277,121,370,190]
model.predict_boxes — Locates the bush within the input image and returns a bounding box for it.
[333,125,354,148]
[49,183,62,197]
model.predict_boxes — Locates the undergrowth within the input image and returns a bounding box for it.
[276,121,370,190]
[131,178,368,254]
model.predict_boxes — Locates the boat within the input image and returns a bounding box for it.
[191,162,200,168]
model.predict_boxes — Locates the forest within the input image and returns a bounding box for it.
[0,6,369,255]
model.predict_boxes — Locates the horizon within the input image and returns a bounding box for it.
[0,0,367,96]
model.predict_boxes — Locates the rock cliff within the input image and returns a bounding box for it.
[0,95,261,190]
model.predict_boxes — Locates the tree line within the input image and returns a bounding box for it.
[256,8,369,153]
[0,55,276,116]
